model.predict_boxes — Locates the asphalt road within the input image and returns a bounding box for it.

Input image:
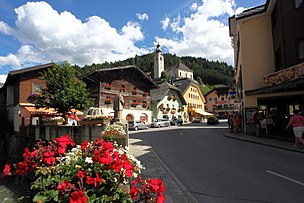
[130,124,304,203]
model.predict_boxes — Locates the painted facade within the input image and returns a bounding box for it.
[151,82,187,121]
[229,0,304,137]
[82,66,158,124]
[204,85,240,117]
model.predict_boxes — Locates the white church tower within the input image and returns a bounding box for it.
[153,43,164,79]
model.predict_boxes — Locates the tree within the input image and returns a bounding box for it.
[34,62,94,115]
[161,71,169,81]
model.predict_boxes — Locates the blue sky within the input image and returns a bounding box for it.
[0,0,266,83]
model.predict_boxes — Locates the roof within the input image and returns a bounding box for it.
[235,5,266,19]
[245,78,304,96]
[167,61,193,73]
[172,78,199,94]
[1,63,54,87]
[81,65,158,91]
[150,81,187,105]
[205,84,232,97]
[9,63,54,76]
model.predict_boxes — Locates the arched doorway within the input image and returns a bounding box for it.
[126,114,134,121]
[140,113,148,123]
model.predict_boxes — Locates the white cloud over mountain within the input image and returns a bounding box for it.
[0,0,242,71]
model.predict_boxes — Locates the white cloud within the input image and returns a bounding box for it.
[136,13,149,21]
[0,1,148,70]
[161,17,170,30]
[0,74,7,84]
[157,0,238,65]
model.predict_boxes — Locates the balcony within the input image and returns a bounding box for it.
[264,62,304,87]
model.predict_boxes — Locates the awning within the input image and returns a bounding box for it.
[245,78,304,96]
[194,110,214,116]
[24,106,62,116]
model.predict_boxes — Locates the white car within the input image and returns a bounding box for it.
[128,120,149,131]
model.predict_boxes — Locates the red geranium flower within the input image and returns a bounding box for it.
[2,164,12,176]
[77,171,87,179]
[69,190,88,203]
[43,151,55,165]
[80,140,88,151]
[55,134,76,154]
[86,174,104,187]
[57,180,72,194]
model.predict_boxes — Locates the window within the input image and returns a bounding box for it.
[33,84,43,93]
[298,39,304,60]
[214,98,217,102]
[295,0,304,8]
[275,47,282,71]
[209,98,212,102]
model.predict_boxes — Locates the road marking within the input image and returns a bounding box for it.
[180,132,183,136]
[266,170,304,186]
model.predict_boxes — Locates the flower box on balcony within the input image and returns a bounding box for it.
[178,108,182,112]
[167,96,173,101]
[143,92,149,97]
[104,100,112,104]
[132,90,137,95]
[131,102,139,107]
[120,88,126,92]
[104,83,112,90]
[172,97,177,101]
[166,107,170,111]
[142,104,148,108]
[171,108,176,114]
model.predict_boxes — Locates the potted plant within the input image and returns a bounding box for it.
[80,115,109,125]
[167,96,172,101]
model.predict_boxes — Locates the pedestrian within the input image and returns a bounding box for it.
[233,113,240,135]
[227,114,233,132]
[253,107,261,137]
[285,109,304,148]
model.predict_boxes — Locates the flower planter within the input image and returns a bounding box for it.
[80,119,109,126]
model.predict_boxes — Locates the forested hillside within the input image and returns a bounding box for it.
[75,53,235,87]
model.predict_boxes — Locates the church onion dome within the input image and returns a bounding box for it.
[156,43,162,53]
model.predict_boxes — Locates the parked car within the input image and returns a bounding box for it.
[207,116,220,125]
[150,119,170,128]
[170,118,183,126]
[128,120,149,131]
[191,118,201,123]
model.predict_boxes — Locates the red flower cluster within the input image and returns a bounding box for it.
[1,134,166,202]
[2,134,76,176]
[130,176,165,203]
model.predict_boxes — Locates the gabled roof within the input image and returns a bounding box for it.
[204,84,233,97]
[172,78,205,103]
[150,81,187,105]
[1,63,54,87]
[81,65,158,91]
[167,61,193,73]
[172,78,199,94]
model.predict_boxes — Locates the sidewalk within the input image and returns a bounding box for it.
[224,132,304,153]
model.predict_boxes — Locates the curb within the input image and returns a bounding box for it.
[224,134,304,154]
[150,147,199,203]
